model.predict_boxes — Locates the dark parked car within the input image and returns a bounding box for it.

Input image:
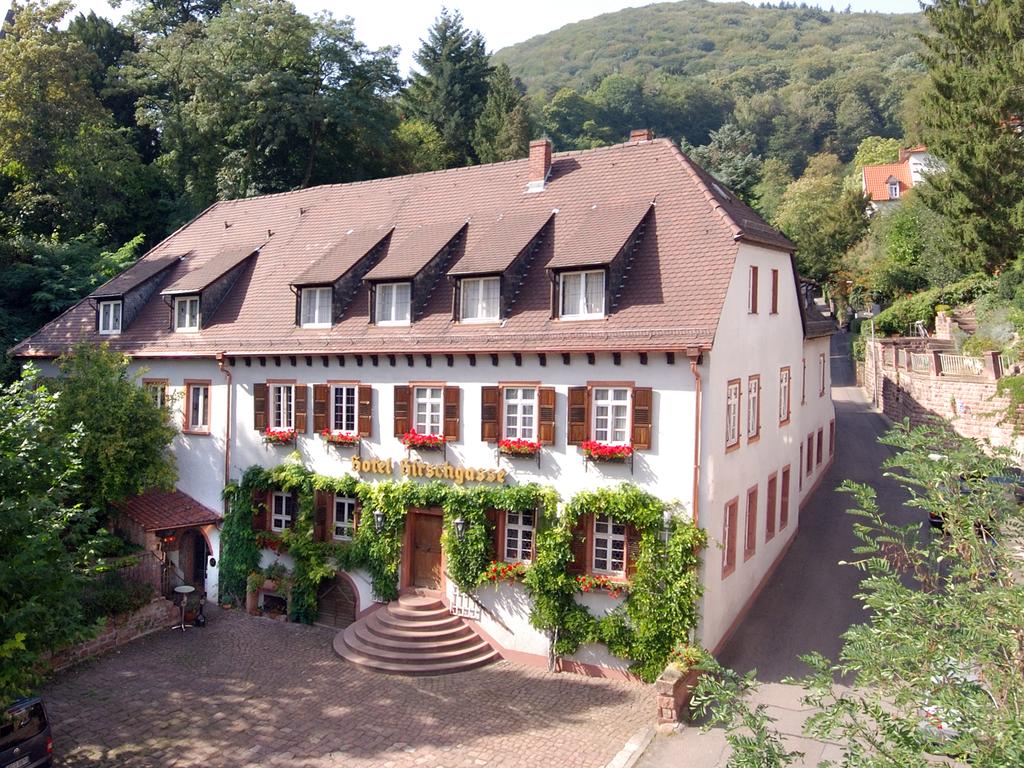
[1,697,53,768]
[928,468,1024,532]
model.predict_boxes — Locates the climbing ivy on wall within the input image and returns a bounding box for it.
[219,458,705,682]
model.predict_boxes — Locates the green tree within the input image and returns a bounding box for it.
[917,0,1024,273]
[775,153,869,284]
[390,118,453,173]
[404,8,492,165]
[472,63,532,164]
[683,123,763,206]
[752,157,794,223]
[694,422,1024,767]
[52,343,177,509]
[0,368,94,701]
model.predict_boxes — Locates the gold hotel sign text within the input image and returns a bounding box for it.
[350,456,508,485]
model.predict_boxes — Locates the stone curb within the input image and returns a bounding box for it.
[603,725,655,768]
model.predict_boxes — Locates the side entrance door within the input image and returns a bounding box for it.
[411,513,443,590]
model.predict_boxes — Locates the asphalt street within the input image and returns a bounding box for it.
[716,331,915,681]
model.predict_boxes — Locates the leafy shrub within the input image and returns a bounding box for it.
[961,333,1004,356]
[81,572,153,623]
[869,274,995,337]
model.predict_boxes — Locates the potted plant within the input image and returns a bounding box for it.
[262,427,296,445]
[499,438,541,457]
[183,593,202,623]
[480,560,528,584]
[580,440,634,463]
[575,573,626,598]
[320,428,359,446]
[656,644,708,723]
[262,561,288,593]
[245,571,266,614]
[401,429,446,450]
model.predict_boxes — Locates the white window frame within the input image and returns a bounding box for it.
[375,282,411,326]
[559,270,605,319]
[331,384,357,434]
[270,383,295,430]
[460,276,500,323]
[888,181,900,199]
[300,286,332,328]
[592,514,626,575]
[503,386,537,441]
[726,380,740,448]
[779,367,791,423]
[591,386,631,444]
[98,300,122,335]
[145,381,167,410]
[174,296,200,332]
[747,376,760,439]
[271,491,294,533]
[414,386,443,436]
[187,383,209,432]
[504,509,534,563]
[332,496,356,541]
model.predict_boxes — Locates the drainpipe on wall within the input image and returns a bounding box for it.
[217,352,232,516]
[688,352,703,526]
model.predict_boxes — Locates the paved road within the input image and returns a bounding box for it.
[717,331,913,681]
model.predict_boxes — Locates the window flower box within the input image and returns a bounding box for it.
[320,429,359,447]
[580,440,634,463]
[481,560,528,584]
[262,428,296,445]
[255,531,287,554]
[575,573,626,598]
[401,430,447,450]
[499,438,541,457]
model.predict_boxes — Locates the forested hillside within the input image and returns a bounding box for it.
[497,0,927,171]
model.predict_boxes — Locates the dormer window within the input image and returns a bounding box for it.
[460,276,500,323]
[560,270,605,319]
[98,300,122,335]
[174,296,200,332]
[300,286,332,328]
[375,282,411,325]
[888,180,900,199]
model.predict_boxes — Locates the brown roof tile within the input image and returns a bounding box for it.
[13,139,794,357]
[162,242,263,295]
[547,199,653,269]
[363,220,467,281]
[113,488,221,531]
[862,162,913,202]
[449,207,555,276]
[292,226,393,286]
[90,252,185,298]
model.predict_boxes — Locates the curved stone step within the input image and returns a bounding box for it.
[395,594,444,612]
[334,633,498,676]
[373,609,464,633]
[362,617,472,644]
[342,625,494,664]
[386,604,453,622]
[353,620,479,652]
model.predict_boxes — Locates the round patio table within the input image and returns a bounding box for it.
[171,585,195,631]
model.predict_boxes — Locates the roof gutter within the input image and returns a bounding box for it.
[217,352,232,516]
[688,351,703,526]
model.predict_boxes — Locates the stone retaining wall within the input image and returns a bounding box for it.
[47,597,178,671]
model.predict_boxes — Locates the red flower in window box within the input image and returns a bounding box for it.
[575,574,626,598]
[498,438,541,457]
[580,440,633,462]
[401,429,447,450]
[320,429,359,446]
[262,427,296,445]
[256,531,288,554]
[481,560,528,584]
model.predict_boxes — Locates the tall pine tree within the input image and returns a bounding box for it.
[918,0,1024,274]
[472,63,532,163]
[404,8,491,166]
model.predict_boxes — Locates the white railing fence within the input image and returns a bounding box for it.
[910,352,933,372]
[938,353,985,377]
[448,583,481,620]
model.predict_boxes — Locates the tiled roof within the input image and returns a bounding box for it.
[113,488,221,531]
[547,199,653,269]
[363,220,467,281]
[90,252,184,299]
[13,138,796,358]
[862,162,913,202]
[803,301,838,339]
[449,207,555,276]
[292,227,394,286]
[161,243,262,295]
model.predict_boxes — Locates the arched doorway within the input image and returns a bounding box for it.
[178,529,209,592]
[316,573,357,628]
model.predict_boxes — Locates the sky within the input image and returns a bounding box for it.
[7,0,924,75]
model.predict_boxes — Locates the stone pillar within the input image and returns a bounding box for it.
[655,666,701,724]
[932,351,943,377]
[983,351,1000,380]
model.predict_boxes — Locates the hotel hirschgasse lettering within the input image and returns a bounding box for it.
[350,456,507,485]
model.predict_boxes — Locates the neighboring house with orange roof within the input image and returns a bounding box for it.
[862,145,941,211]
[12,130,835,674]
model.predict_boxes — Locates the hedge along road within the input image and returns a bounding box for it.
[716,331,914,681]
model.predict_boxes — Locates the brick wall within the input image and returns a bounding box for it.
[46,597,178,672]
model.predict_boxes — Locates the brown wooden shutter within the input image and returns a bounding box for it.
[750,265,759,313]
[485,508,502,560]
[625,524,641,577]
[358,385,373,437]
[314,492,328,542]
[352,503,362,536]
[538,387,556,445]
[567,386,590,445]
[294,385,308,433]
[443,386,461,441]
[631,387,653,450]
[393,385,410,436]
[254,383,268,431]
[566,513,591,574]
[312,384,329,433]
[252,491,270,532]
[481,386,501,442]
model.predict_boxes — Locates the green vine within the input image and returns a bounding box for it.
[995,374,1024,434]
[219,466,266,604]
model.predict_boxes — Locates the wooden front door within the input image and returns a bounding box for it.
[316,574,356,628]
[412,513,443,589]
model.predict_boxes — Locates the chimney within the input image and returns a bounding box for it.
[526,138,552,193]
[630,128,653,143]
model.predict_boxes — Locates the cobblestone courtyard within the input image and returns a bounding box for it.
[43,606,653,768]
